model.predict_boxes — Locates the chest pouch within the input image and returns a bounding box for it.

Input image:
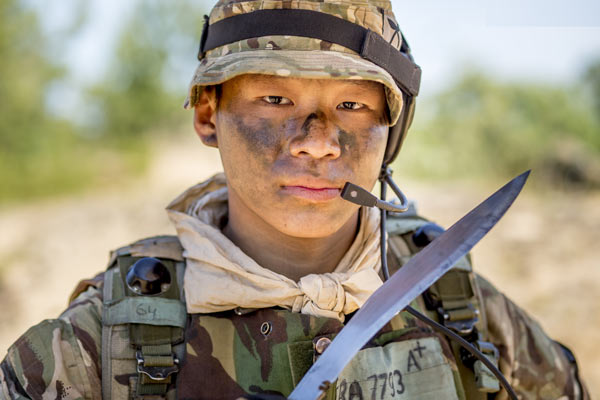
[336,336,459,400]
[102,240,187,400]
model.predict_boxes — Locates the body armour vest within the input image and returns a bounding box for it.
[99,214,494,400]
[177,306,463,399]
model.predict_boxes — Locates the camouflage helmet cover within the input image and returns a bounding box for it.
[185,0,407,125]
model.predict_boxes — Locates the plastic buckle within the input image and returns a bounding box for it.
[476,340,498,359]
[135,351,180,381]
[459,340,500,393]
[473,341,501,393]
[438,304,479,336]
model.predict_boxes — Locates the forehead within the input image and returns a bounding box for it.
[223,74,385,92]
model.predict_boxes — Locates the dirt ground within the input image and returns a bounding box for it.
[1,134,598,396]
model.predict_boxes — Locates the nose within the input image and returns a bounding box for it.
[289,112,341,159]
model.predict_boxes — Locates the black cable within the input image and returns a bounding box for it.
[404,305,518,400]
[383,173,408,210]
[379,178,390,281]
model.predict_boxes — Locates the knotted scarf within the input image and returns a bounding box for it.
[167,173,383,322]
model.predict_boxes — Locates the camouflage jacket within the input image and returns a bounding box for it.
[0,230,589,400]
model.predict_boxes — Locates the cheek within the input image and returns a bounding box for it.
[219,112,285,169]
[368,124,389,158]
[366,124,389,174]
[338,124,388,164]
[338,124,388,192]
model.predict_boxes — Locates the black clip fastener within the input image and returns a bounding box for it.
[438,304,480,336]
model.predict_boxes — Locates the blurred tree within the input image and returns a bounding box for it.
[2,0,597,202]
[86,1,207,146]
[397,71,600,189]
[583,58,600,120]
[0,0,208,203]
[0,0,88,201]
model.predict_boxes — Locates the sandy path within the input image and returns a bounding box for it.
[1,134,598,396]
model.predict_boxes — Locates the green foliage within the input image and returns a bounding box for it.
[396,70,600,189]
[0,0,207,203]
[0,0,84,201]
[583,59,600,120]
[86,1,205,145]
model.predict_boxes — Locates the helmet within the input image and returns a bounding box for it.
[185,0,421,165]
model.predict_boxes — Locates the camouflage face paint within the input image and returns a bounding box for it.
[338,128,356,158]
[298,112,383,164]
[301,113,319,135]
[228,114,284,167]
[212,75,389,239]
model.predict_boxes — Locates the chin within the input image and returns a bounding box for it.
[271,210,355,239]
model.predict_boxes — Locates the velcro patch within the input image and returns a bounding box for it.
[335,337,458,400]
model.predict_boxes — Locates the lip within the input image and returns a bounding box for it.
[281,185,342,202]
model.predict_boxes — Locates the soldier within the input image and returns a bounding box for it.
[0,0,590,398]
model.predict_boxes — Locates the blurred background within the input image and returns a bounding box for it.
[0,0,598,395]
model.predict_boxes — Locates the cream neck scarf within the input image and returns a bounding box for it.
[166,173,383,322]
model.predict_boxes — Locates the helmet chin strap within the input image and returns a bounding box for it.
[340,166,519,400]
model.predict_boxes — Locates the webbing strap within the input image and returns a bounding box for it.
[427,259,500,395]
[143,344,173,356]
[136,343,179,396]
[101,269,115,400]
[103,297,187,327]
[143,355,175,367]
[385,225,499,397]
[137,382,168,396]
[198,9,421,96]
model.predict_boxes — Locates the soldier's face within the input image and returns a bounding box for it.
[195,74,389,238]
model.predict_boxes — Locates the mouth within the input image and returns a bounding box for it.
[280,179,343,202]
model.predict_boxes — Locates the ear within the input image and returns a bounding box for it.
[193,86,219,148]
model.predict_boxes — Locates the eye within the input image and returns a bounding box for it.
[338,101,365,110]
[262,96,293,105]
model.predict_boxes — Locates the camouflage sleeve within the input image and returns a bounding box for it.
[0,283,103,400]
[477,275,590,400]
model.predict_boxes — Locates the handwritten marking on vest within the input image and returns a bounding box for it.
[136,304,158,320]
[406,351,420,372]
[412,341,426,357]
[335,337,458,400]
[407,341,426,372]
[338,370,405,399]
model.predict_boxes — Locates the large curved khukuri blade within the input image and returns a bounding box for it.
[290,171,530,400]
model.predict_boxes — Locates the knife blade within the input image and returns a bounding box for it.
[289,170,530,399]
